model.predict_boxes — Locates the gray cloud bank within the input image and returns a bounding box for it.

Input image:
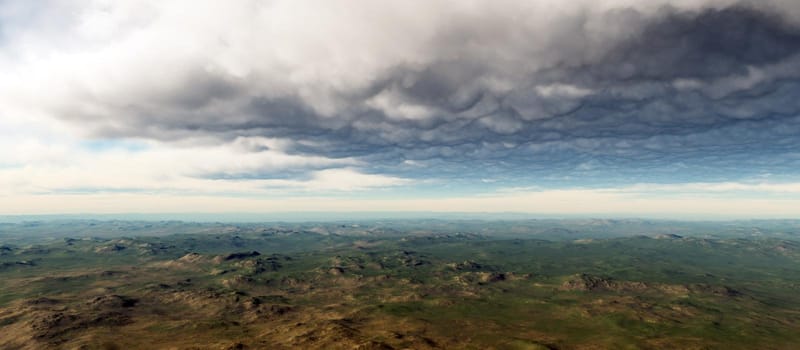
[4,0,800,183]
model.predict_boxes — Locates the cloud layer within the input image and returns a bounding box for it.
[2,0,800,214]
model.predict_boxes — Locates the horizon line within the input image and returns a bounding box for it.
[1,211,797,223]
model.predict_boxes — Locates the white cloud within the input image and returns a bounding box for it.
[301,168,410,191]
[0,127,411,195]
[2,186,800,218]
[535,83,593,98]
[620,181,800,194]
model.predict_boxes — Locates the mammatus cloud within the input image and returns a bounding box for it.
[2,0,800,214]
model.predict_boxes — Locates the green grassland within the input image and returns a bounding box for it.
[0,219,799,349]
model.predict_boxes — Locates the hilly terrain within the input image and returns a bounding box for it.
[0,219,799,349]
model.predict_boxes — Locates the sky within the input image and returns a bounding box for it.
[2,0,800,218]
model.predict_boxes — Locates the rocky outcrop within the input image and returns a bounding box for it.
[214,251,261,263]
[0,260,35,269]
[560,274,637,292]
[560,274,741,298]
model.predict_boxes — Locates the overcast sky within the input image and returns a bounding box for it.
[2,0,800,217]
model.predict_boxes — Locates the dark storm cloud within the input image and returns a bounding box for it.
[590,7,800,80]
[9,1,800,183]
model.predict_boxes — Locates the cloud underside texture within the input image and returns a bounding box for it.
[5,0,800,184]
